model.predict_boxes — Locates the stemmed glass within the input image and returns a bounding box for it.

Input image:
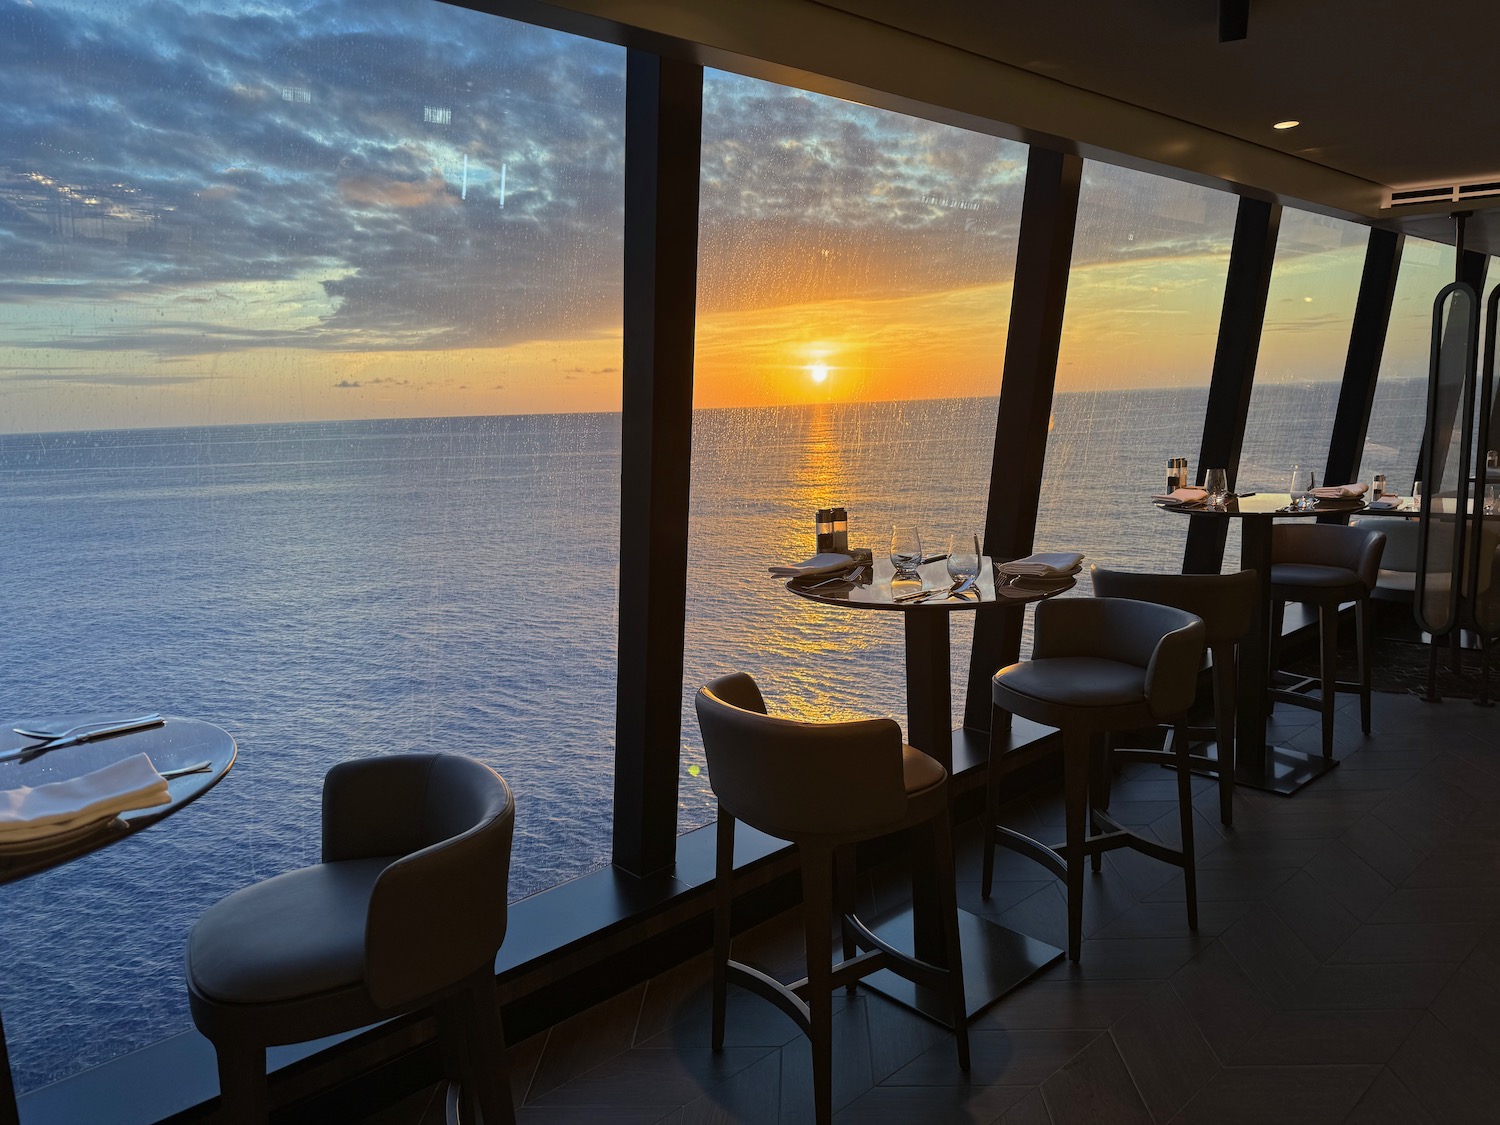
[1289,466,1316,511]
[890,526,923,582]
[946,534,982,592]
[1204,468,1229,509]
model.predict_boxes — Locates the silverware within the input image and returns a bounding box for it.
[160,760,213,780]
[14,714,162,742]
[1,715,166,762]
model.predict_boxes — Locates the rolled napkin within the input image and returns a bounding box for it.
[1151,487,1208,504]
[998,551,1085,578]
[1311,482,1369,500]
[0,753,170,843]
[768,552,855,578]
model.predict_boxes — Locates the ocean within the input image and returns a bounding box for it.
[0,381,1426,1091]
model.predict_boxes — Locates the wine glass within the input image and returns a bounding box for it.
[889,526,923,582]
[1204,468,1229,508]
[1289,466,1316,510]
[946,533,982,591]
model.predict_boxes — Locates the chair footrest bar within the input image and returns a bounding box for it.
[726,960,810,1036]
[845,914,951,990]
[992,825,1067,882]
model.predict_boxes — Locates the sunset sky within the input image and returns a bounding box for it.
[0,0,1437,435]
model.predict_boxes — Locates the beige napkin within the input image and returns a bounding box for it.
[0,753,170,843]
[768,552,855,578]
[1311,482,1369,499]
[998,551,1085,578]
[1151,486,1208,504]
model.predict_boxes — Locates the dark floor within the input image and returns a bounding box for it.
[372,688,1500,1124]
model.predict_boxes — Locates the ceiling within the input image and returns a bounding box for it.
[813,0,1500,252]
[521,0,1500,253]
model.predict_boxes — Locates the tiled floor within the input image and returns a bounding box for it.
[374,688,1500,1124]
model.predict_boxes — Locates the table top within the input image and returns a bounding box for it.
[0,716,235,883]
[1155,493,1367,518]
[786,555,1076,612]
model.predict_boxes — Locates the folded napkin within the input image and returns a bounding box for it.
[1370,495,1403,509]
[998,551,1085,578]
[768,552,854,578]
[1151,487,1207,504]
[0,753,170,843]
[1311,483,1369,499]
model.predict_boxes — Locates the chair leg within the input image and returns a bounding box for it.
[1062,728,1089,962]
[212,1039,269,1125]
[1319,602,1339,759]
[928,808,970,1071]
[459,970,517,1125]
[1268,599,1287,711]
[1212,642,1237,826]
[801,843,836,1125]
[1172,719,1198,932]
[1088,733,1107,873]
[712,807,735,1051]
[835,845,858,992]
[1357,597,1374,733]
[980,706,1003,900]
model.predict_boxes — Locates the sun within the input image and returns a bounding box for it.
[807,363,830,384]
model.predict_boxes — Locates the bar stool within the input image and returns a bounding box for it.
[981,598,1205,961]
[695,673,969,1125]
[1090,566,1258,825]
[1267,523,1386,759]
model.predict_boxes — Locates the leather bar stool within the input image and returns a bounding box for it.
[981,598,1206,962]
[1267,523,1386,759]
[185,753,517,1125]
[696,673,969,1125]
[1091,566,1258,825]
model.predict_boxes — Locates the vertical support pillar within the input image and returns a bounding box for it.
[612,51,702,876]
[964,147,1082,731]
[1183,197,1281,575]
[1323,229,1403,493]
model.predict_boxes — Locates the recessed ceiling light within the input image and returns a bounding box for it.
[1273,120,1301,130]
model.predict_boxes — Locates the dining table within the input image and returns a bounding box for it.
[1159,492,1366,794]
[786,555,1074,1024]
[0,717,236,1124]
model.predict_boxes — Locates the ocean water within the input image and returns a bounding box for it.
[0,383,1427,1091]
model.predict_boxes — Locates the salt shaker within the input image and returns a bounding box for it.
[816,507,848,553]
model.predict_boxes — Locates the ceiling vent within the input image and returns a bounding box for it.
[1386,180,1500,208]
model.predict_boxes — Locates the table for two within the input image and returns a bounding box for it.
[0,719,235,1124]
[787,557,1071,1023]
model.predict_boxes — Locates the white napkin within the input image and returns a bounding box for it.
[998,551,1085,578]
[1311,482,1369,499]
[768,552,855,578]
[1151,487,1208,504]
[0,753,170,842]
[1370,495,1403,509]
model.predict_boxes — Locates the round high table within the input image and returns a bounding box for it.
[1158,493,1365,794]
[786,556,1074,1024]
[0,717,236,1124]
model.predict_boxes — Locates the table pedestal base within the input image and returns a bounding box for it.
[860,907,1063,1025]
[1234,745,1339,795]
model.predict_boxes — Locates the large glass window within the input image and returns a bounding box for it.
[681,73,1028,833]
[1036,162,1237,597]
[0,0,624,1091]
[1362,237,1457,496]
[1238,210,1369,491]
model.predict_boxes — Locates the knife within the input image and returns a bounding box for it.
[0,716,166,763]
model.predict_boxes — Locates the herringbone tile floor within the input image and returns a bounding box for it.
[378,688,1500,1124]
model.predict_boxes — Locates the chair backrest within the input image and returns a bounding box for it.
[321,753,515,1010]
[1090,566,1257,645]
[1033,597,1206,719]
[1271,522,1386,590]
[1353,516,1422,574]
[696,672,910,839]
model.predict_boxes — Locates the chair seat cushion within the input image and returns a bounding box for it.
[187,857,391,1005]
[1269,563,1363,593]
[993,657,1147,709]
[901,744,946,797]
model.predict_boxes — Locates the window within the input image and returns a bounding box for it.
[1036,162,1237,597]
[0,0,623,1091]
[682,72,1028,833]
